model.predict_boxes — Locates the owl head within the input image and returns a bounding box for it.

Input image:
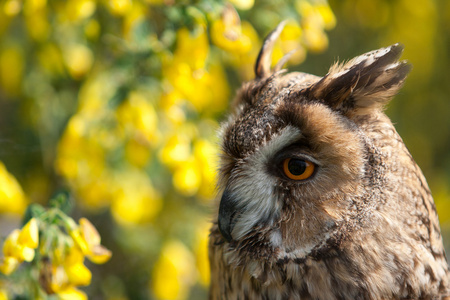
[217,22,411,256]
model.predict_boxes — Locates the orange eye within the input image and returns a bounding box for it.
[282,158,315,180]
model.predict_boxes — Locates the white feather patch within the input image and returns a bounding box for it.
[229,126,302,240]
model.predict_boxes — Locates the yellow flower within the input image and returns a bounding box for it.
[295,1,334,54]
[173,158,202,197]
[169,63,229,113]
[296,0,314,20]
[193,138,219,200]
[63,44,94,79]
[302,25,328,53]
[151,240,196,300]
[70,228,89,255]
[56,134,104,183]
[163,25,231,113]
[57,287,87,300]
[281,20,303,41]
[159,92,186,127]
[211,5,252,54]
[161,131,220,198]
[88,244,113,265]
[316,3,336,30]
[51,246,67,266]
[125,137,152,168]
[229,0,254,10]
[65,261,92,286]
[3,0,21,16]
[160,133,192,169]
[111,170,162,225]
[49,265,69,293]
[64,0,96,22]
[23,0,46,15]
[224,21,260,80]
[0,256,19,275]
[56,113,119,210]
[78,218,112,264]
[0,289,7,300]
[0,161,27,214]
[116,91,159,144]
[2,229,21,256]
[70,218,112,264]
[18,218,39,249]
[84,19,100,40]
[173,27,209,71]
[3,229,35,263]
[163,28,207,79]
[297,0,336,30]
[107,0,132,16]
[48,247,92,292]
[272,20,306,66]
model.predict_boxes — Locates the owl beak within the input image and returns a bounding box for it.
[218,189,237,242]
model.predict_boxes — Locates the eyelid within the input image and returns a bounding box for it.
[276,151,320,167]
[268,146,320,181]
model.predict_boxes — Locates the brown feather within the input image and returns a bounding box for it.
[210,27,449,300]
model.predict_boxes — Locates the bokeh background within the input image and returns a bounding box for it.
[0,0,449,299]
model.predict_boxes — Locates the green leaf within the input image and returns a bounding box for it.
[48,191,73,214]
[108,86,130,108]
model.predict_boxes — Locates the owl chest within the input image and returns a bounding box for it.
[211,257,368,300]
[210,241,377,300]
[211,241,449,300]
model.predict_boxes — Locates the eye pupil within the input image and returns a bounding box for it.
[288,158,307,175]
[282,157,315,180]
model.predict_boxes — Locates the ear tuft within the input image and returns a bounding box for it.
[254,21,287,79]
[301,44,411,114]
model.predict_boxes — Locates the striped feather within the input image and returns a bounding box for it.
[301,43,411,114]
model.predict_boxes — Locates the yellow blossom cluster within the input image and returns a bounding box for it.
[0,218,38,275]
[0,0,337,299]
[152,240,196,300]
[55,31,224,223]
[209,1,336,80]
[0,205,111,299]
[150,221,211,300]
[296,0,336,53]
[209,4,260,80]
[39,217,111,298]
[0,162,27,215]
[55,84,164,222]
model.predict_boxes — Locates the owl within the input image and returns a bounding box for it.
[208,22,450,300]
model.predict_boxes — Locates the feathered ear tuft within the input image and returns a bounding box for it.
[254,21,286,78]
[301,43,411,114]
[255,21,297,79]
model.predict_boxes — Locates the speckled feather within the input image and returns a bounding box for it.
[209,23,449,300]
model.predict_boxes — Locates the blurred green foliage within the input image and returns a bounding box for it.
[0,0,449,299]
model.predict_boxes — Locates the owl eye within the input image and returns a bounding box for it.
[282,158,315,180]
